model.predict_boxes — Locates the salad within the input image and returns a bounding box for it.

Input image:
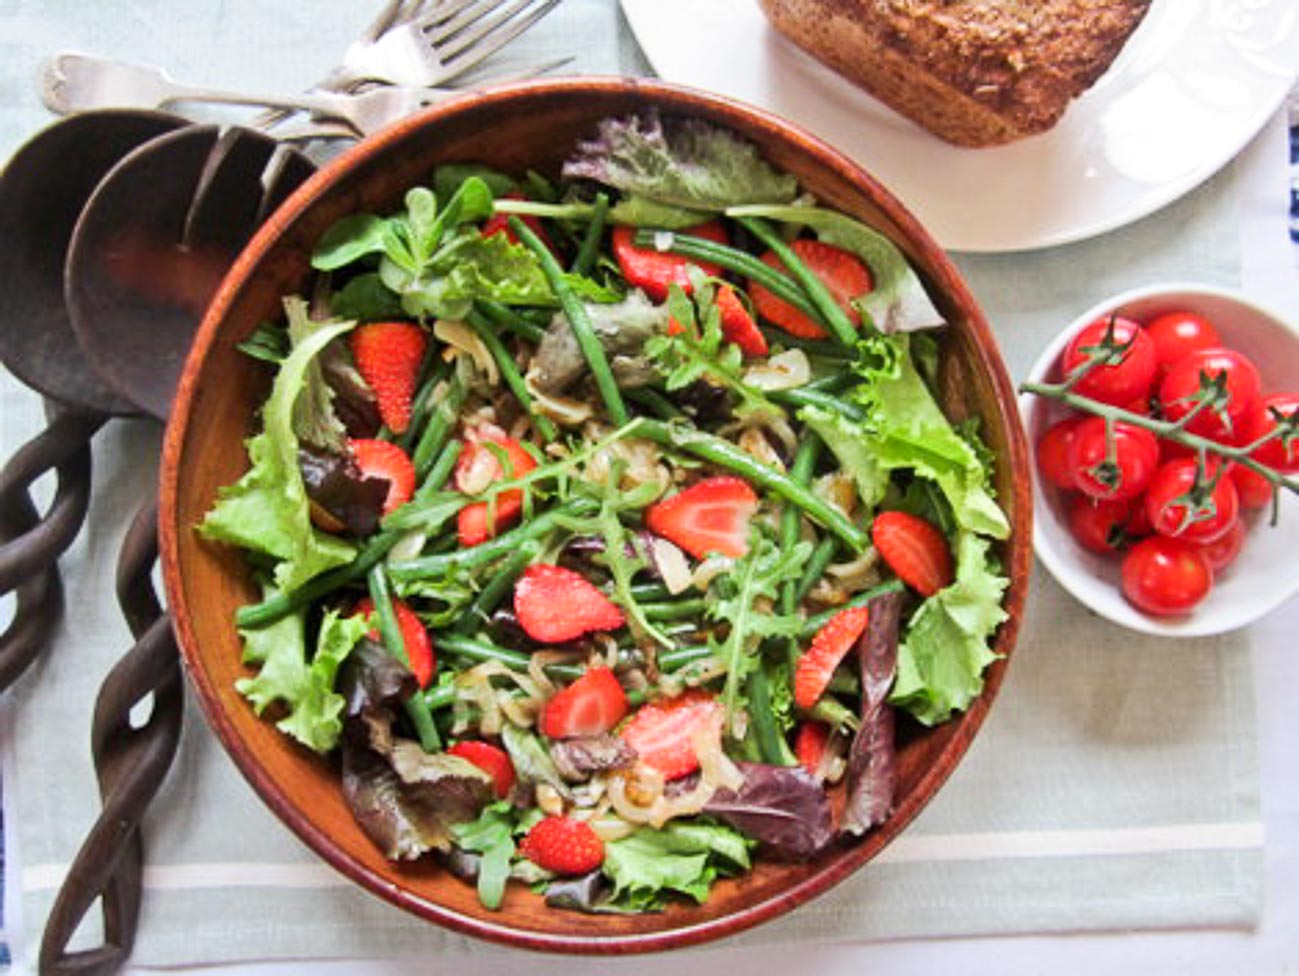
[200,112,1010,914]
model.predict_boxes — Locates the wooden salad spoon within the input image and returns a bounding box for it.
[38,123,315,976]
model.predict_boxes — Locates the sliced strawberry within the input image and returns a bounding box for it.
[748,239,872,340]
[447,740,515,799]
[349,321,426,435]
[513,564,625,643]
[480,191,557,254]
[539,666,629,739]
[455,427,538,547]
[794,721,831,776]
[794,604,870,709]
[353,596,435,688]
[348,438,415,515]
[611,220,727,302]
[871,510,954,597]
[519,816,605,875]
[644,476,758,559]
[716,285,768,357]
[619,690,723,781]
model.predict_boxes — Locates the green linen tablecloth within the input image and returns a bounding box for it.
[0,0,1270,967]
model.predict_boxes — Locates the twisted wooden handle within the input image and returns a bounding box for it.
[39,495,184,976]
[0,405,103,691]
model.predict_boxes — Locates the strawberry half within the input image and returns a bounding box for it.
[447,740,515,799]
[513,564,625,643]
[455,427,538,547]
[619,690,723,781]
[794,604,870,709]
[519,816,605,875]
[794,721,831,776]
[539,666,629,739]
[644,476,758,559]
[716,285,768,357]
[871,510,954,597]
[611,220,727,302]
[349,321,427,435]
[349,438,415,515]
[353,596,436,688]
[748,239,872,340]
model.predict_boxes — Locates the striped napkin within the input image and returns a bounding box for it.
[0,0,1283,967]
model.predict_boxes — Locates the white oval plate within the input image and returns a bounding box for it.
[621,0,1299,253]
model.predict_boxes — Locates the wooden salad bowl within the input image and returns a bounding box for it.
[159,77,1032,953]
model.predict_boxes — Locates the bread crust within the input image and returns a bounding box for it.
[759,0,1153,147]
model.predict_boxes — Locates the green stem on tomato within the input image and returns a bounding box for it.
[510,215,628,426]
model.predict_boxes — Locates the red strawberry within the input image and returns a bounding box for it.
[871,510,954,597]
[611,220,727,301]
[644,476,758,559]
[480,191,557,254]
[349,438,415,515]
[447,740,515,798]
[455,427,538,547]
[749,239,872,340]
[716,285,768,357]
[349,321,427,435]
[513,564,625,643]
[539,666,629,739]
[353,596,436,688]
[794,721,831,776]
[794,604,870,709]
[619,690,723,781]
[519,816,605,875]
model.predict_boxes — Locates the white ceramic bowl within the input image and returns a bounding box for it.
[1020,283,1299,637]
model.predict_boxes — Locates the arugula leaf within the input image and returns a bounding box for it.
[562,111,799,213]
[237,603,368,752]
[890,531,1008,726]
[601,819,751,910]
[726,203,945,334]
[449,800,517,910]
[199,308,356,591]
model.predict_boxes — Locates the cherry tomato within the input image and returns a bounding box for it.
[1144,310,1220,373]
[1231,464,1273,509]
[1121,536,1213,616]
[1065,417,1160,502]
[1036,417,1081,491]
[1241,392,1299,473]
[1066,496,1135,554]
[1061,315,1157,406]
[1143,458,1239,545]
[1158,347,1261,442]
[1196,518,1245,573]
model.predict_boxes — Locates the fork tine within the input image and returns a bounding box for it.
[433,0,559,69]
[425,0,508,42]
[422,0,491,28]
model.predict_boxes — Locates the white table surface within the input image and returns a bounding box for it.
[2,2,1298,973]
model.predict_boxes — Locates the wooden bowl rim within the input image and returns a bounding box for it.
[159,75,1032,954]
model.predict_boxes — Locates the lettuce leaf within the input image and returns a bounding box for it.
[726,203,945,334]
[562,111,799,214]
[199,309,356,591]
[601,820,751,910]
[890,531,1008,726]
[236,603,369,752]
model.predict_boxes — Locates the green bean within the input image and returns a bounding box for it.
[625,386,684,420]
[454,543,538,633]
[757,326,854,360]
[367,565,441,751]
[411,372,467,480]
[640,597,707,622]
[770,386,868,423]
[476,300,548,345]
[735,216,858,348]
[632,228,824,329]
[635,419,869,551]
[438,633,583,680]
[425,682,456,711]
[415,439,462,501]
[396,351,450,453]
[629,581,673,602]
[798,580,906,639]
[510,216,627,425]
[747,667,797,766]
[389,496,598,582]
[571,191,609,277]
[778,438,820,668]
[794,536,840,605]
[464,310,558,442]
[804,371,856,393]
[807,695,860,731]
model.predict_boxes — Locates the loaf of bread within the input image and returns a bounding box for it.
[758,0,1153,147]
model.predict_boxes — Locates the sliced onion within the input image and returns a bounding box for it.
[523,371,595,425]
[645,534,693,595]
[813,470,858,518]
[743,348,810,391]
[386,530,427,564]
[691,554,734,591]
[738,426,786,472]
[435,318,498,384]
